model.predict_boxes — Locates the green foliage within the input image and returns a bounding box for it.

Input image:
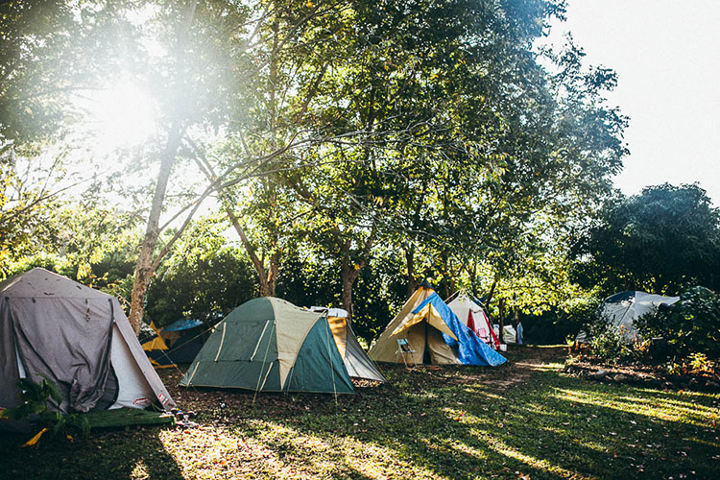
[352,251,408,342]
[1,377,90,443]
[2,0,630,338]
[145,218,258,327]
[574,183,720,294]
[275,250,407,343]
[588,321,635,364]
[521,295,602,345]
[688,352,715,375]
[0,152,66,278]
[1,378,63,421]
[634,285,720,359]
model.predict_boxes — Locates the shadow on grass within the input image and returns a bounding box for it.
[3,348,717,479]
[0,428,184,480]
[223,364,719,479]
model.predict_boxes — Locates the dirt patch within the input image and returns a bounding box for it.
[564,358,720,392]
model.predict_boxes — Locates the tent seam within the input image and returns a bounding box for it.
[213,323,227,362]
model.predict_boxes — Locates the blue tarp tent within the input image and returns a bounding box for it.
[156,319,208,364]
[369,286,507,366]
[412,293,507,367]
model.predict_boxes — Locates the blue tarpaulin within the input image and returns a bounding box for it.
[412,292,507,367]
[161,319,204,332]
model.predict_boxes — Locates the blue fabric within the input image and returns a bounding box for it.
[162,319,204,332]
[412,293,507,367]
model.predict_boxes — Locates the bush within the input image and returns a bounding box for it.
[634,286,720,359]
[587,321,635,363]
[1,377,90,445]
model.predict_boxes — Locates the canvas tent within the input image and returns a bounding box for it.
[601,291,680,341]
[310,306,386,383]
[0,268,175,414]
[180,297,354,394]
[448,294,501,349]
[368,287,507,366]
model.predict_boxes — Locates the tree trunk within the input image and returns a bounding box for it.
[339,237,369,323]
[224,205,274,295]
[486,276,498,306]
[498,297,505,345]
[341,259,360,323]
[126,1,197,334]
[405,246,417,296]
[128,127,183,333]
[469,261,478,296]
[267,253,279,296]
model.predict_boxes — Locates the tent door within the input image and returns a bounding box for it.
[405,322,458,365]
[426,327,459,364]
[423,322,431,364]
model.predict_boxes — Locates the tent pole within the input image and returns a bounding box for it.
[253,322,275,405]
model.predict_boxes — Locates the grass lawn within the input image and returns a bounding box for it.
[1,347,718,479]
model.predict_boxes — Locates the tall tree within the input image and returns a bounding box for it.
[573,183,720,294]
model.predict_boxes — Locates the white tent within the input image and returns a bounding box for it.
[601,290,680,341]
[502,325,517,344]
[447,294,499,348]
[0,268,175,413]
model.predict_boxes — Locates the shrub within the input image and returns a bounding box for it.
[1,377,90,446]
[688,352,715,375]
[634,286,720,359]
[587,321,635,363]
[523,296,602,345]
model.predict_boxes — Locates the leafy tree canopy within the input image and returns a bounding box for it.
[573,183,720,295]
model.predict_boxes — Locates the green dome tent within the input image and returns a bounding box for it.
[180,297,354,394]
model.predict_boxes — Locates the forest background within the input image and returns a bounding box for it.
[2,0,719,346]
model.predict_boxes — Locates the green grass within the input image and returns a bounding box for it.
[1,347,718,479]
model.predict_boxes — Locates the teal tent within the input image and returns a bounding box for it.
[180,297,354,394]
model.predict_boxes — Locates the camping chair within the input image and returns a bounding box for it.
[396,338,416,368]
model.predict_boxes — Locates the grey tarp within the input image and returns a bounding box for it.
[0,268,175,413]
[7,296,115,412]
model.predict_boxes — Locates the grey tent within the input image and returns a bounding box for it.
[601,290,680,341]
[310,307,386,383]
[0,268,175,413]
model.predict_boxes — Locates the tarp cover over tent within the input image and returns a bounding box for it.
[163,318,204,332]
[157,318,208,364]
[0,268,175,414]
[601,291,680,340]
[141,321,175,369]
[180,297,354,394]
[310,306,386,383]
[448,294,501,349]
[368,287,507,366]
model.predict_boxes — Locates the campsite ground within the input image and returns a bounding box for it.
[1,346,718,480]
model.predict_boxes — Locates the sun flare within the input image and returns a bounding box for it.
[83,79,159,155]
